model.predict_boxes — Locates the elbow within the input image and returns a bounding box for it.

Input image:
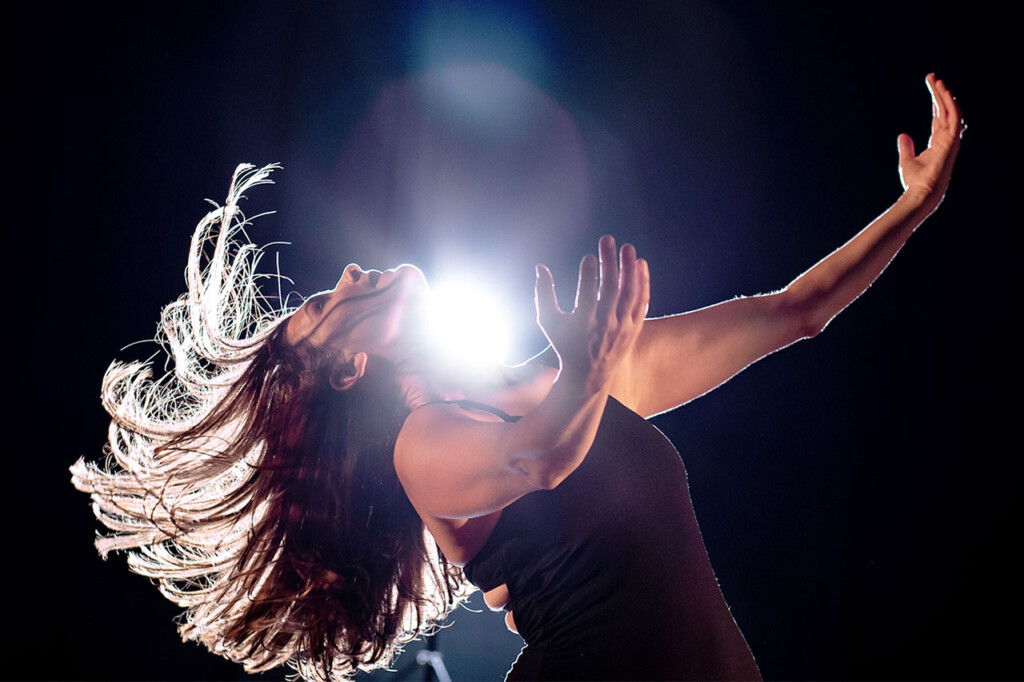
[773,289,827,341]
[799,322,825,340]
[534,470,570,491]
[524,465,568,491]
[796,312,826,340]
[514,456,572,492]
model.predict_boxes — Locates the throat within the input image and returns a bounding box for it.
[397,358,557,419]
[395,355,549,413]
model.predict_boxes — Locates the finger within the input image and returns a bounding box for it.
[929,75,965,144]
[575,253,599,316]
[623,258,650,328]
[937,77,955,124]
[926,73,943,121]
[634,258,651,325]
[938,80,965,138]
[616,243,638,320]
[926,75,947,143]
[535,264,562,327]
[597,235,620,318]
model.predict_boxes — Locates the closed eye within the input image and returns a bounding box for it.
[296,280,398,342]
[306,293,329,316]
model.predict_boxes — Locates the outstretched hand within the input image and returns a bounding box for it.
[897,73,965,206]
[535,236,650,390]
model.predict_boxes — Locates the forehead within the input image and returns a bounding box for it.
[284,311,304,346]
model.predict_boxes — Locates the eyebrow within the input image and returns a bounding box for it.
[305,292,330,312]
[299,292,330,324]
[284,292,328,344]
[294,279,401,344]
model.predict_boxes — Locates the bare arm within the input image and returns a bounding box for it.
[396,237,649,524]
[623,74,964,418]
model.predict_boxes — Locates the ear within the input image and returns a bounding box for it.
[329,352,368,392]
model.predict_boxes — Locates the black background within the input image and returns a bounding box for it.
[11,2,1016,680]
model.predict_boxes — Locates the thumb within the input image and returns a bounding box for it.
[535,264,561,327]
[897,133,916,165]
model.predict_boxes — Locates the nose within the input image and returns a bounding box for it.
[339,263,365,286]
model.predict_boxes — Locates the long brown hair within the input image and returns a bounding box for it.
[71,165,463,680]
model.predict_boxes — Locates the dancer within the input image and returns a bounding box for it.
[73,74,962,680]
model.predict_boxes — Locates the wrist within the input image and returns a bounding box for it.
[555,362,612,398]
[899,186,943,214]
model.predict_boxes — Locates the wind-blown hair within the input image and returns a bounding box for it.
[71,164,464,680]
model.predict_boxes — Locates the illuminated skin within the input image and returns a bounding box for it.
[286,263,432,389]
[295,75,964,634]
[396,74,964,632]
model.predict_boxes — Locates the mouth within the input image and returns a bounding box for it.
[368,271,381,288]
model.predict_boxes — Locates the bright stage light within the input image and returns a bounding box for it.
[426,277,511,367]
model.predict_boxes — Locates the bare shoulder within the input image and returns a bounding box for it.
[393,404,475,496]
[394,364,561,559]
[394,405,513,565]
[394,401,530,519]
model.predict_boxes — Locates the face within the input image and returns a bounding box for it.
[285,263,429,360]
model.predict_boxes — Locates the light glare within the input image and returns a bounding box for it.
[427,279,511,366]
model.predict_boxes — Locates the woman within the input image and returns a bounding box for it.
[72,74,963,680]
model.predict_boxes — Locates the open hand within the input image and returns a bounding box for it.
[897,73,965,207]
[535,236,650,389]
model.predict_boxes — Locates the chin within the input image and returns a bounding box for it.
[392,264,429,288]
[391,265,431,307]
[385,266,431,345]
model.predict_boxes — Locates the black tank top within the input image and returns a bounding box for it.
[461,397,761,681]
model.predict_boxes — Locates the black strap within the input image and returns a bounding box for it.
[422,399,521,423]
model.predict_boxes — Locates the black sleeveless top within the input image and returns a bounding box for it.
[460,397,761,681]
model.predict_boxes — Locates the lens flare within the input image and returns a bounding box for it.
[426,278,511,366]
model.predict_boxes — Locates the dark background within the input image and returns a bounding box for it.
[12,2,1015,680]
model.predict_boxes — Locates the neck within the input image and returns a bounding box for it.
[394,353,525,411]
[395,358,451,411]
[393,350,557,415]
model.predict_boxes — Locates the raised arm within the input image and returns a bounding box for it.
[622,74,964,418]
[396,237,649,532]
